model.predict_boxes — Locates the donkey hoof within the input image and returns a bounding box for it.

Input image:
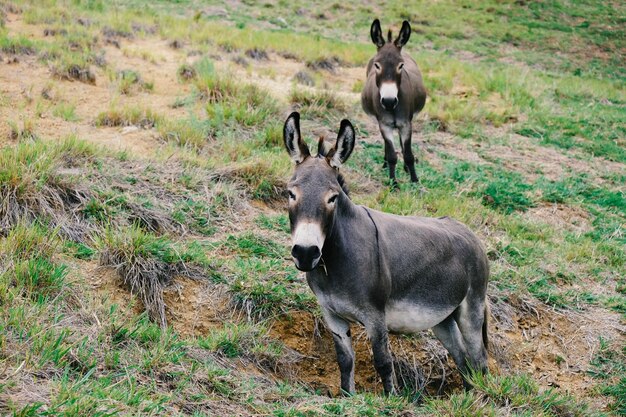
[382,161,388,169]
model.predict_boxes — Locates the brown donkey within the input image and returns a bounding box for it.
[361,19,427,185]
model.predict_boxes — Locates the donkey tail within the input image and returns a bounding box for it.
[482,302,489,350]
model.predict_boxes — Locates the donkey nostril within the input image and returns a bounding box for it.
[291,245,321,262]
[381,97,398,110]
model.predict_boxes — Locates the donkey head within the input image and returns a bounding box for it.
[369,19,411,111]
[283,112,355,271]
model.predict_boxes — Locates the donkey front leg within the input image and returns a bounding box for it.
[379,122,398,186]
[398,122,418,182]
[366,319,395,395]
[323,309,356,395]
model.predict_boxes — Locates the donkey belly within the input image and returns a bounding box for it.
[385,300,456,333]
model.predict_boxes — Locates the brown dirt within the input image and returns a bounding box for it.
[268,310,459,396]
[497,297,624,410]
[82,261,144,317]
[524,203,592,234]
[163,277,233,337]
[0,13,192,155]
[264,295,623,408]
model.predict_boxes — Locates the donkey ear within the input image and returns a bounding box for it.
[329,119,356,168]
[394,20,411,48]
[370,19,385,48]
[283,112,310,164]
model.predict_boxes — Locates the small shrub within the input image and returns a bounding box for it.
[0,34,36,54]
[177,63,196,81]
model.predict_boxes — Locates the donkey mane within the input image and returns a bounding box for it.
[336,172,349,196]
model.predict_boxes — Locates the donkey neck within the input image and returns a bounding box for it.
[323,192,375,258]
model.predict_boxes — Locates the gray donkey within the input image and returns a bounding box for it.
[283,112,488,395]
[362,19,427,185]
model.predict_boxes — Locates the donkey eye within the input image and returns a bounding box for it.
[374,62,381,71]
[328,195,338,204]
[288,191,296,200]
[398,62,404,71]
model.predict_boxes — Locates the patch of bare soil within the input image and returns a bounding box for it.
[524,203,592,234]
[83,261,144,317]
[491,295,624,410]
[0,14,193,155]
[264,295,624,409]
[269,311,461,397]
[163,277,233,337]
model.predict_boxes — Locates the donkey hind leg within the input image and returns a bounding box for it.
[454,298,488,374]
[323,309,356,394]
[399,123,418,182]
[379,123,398,186]
[366,319,395,395]
[432,315,470,385]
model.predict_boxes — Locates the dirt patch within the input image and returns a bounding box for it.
[163,277,233,337]
[422,131,483,169]
[264,295,623,409]
[1,14,192,155]
[85,262,144,316]
[525,203,592,234]
[269,311,458,397]
[490,295,624,410]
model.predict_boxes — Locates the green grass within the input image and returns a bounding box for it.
[589,338,626,415]
[0,32,37,54]
[198,322,284,369]
[212,232,316,319]
[0,223,64,303]
[52,102,79,122]
[0,137,97,231]
[94,106,161,128]
[157,115,211,148]
[424,372,599,417]
[290,88,349,119]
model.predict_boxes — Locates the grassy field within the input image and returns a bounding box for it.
[0,0,624,415]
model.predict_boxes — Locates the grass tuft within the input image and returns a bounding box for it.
[98,226,209,328]
[290,88,348,119]
[94,106,160,128]
[0,137,95,240]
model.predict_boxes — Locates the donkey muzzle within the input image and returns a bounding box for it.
[381,96,399,110]
[379,82,399,111]
[291,244,322,271]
